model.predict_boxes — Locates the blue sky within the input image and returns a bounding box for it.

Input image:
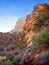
[0,0,49,32]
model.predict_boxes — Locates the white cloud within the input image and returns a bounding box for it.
[0,16,18,32]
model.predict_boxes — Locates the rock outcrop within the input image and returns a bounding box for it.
[12,18,26,33]
[10,4,49,47]
[19,3,49,47]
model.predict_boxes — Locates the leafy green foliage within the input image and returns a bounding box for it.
[32,29,49,48]
[33,13,49,32]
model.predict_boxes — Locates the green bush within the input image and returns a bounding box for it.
[32,29,49,49]
[33,13,49,32]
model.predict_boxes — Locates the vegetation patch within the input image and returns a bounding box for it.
[32,29,49,49]
[33,13,49,32]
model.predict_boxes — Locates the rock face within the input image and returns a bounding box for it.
[10,4,49,48]
[20,3,49,47]
[11,4,49,47]
[12,18,26,33]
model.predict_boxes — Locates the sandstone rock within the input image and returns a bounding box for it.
[20,3,49,47]
[12,18,26,33]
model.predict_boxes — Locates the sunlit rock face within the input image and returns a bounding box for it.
[12,18,26,33]
[10,4,49,47]
[20,4,49,47]
[34,4,49,11]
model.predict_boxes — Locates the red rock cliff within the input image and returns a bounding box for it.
[20,3,49,47]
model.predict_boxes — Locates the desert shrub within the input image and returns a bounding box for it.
[32,29,49,49]
[33,13,49,32]
[6,59,12,64]
[6,53,14,61]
